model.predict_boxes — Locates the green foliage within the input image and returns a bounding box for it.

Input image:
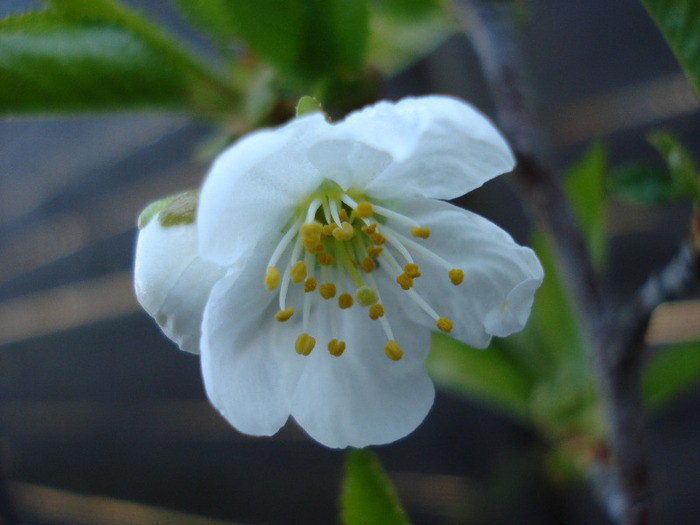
[608,162,682,205]
[564,142,608,268]
[608,131,700,205]
[0,2,239,116]
[640,0,700,98]
[427,332,533,420]
[174,0,370,81]
[340,449,410,525]
[642,341,700,410]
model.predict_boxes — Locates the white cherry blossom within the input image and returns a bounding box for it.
[134,95,544,449]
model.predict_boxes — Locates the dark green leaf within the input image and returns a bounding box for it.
[608,162,681,205]
[564,142,607,268]
[0,19,192,113]
[642,341,700,411]
[640,0,700,98]
[374,0,441,19]
[647,130,700,199]
[427,332,533,420]
[171,0,240,45]
[340,449,410,525]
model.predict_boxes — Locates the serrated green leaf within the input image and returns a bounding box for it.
[340,449,410,525]
[563,142,607,268]
[642,341,700,411]
[647,130,700,200]
[640,0,700,98]
[427,332,533,420]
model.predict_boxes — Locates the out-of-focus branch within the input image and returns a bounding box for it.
[453,0,604,329]
[453,2,678,524]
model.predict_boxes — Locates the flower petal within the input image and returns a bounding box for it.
[200,246,305,437]
[134,219,224,353]
[335,95,515,200]
[197,113,338,267]
[391,198,543,348]
[290,271,435,448]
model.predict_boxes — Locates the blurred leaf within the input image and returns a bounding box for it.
[608,162,681,205]
[340,449,410,525]
[176,0,370,81]
[374,0,441,19]
[368,7,455,74]
[171,0,240,45]
[529,232,587,367]
[647,130,700,200]
[563,142,607,268]
[642,341,700,411]
[427,332,533,420]
[0,1,239,116]
[640,0,700,98]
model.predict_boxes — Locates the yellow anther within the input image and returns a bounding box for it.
[404,263,421,278]
[436,317,453,333]
[317,252,334,266]
[290,261,307,284]
[370,232,386,245]
[369,303,384,320]
[449,268,464,286]
[328,339,346,357]
[410,226,431,239]
[367,246,383,257]
[355,286,379,307]
[304,276,317,293]
[300,221,323,250]
[396,273,414,290]
[338,293,354,309]
[361,223,377,234]
[295,333,315,356]
[361,257,376,273]
[322,223,338,236]
[384,340,403,361]
[338,208,349,223]
[264,267,280,291]
[319,283,336,299]
[332,221,355,241]
[275,308,294,322]
[307,242,324,254]
[356,202,373,218]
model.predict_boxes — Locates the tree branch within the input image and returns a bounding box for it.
[452,2,687,524]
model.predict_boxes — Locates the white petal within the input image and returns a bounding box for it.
[200,248,305,437]
[134,219,224,354]
[391,198,543,347]
[198,113,339,267]
[290,271,435,449]
[336,95,515,200]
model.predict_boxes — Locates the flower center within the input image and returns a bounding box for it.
[264,183,463,361]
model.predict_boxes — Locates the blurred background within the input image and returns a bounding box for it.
[0,0,699,523]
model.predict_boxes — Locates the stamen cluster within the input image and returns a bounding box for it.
[264,186,463,361]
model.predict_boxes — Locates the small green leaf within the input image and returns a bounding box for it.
[642,341,700,411]
[608,162,681,205]
[340,449,410,525]
[427,332,533,420]
[640,0,700,98]
[647,130,700,200]
[563,141,607,268]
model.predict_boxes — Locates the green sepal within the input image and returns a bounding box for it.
[137,190,199,229]
[296,96,327,119]
[340,449,410,525]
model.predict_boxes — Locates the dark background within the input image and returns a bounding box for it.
[0,1,698,523]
